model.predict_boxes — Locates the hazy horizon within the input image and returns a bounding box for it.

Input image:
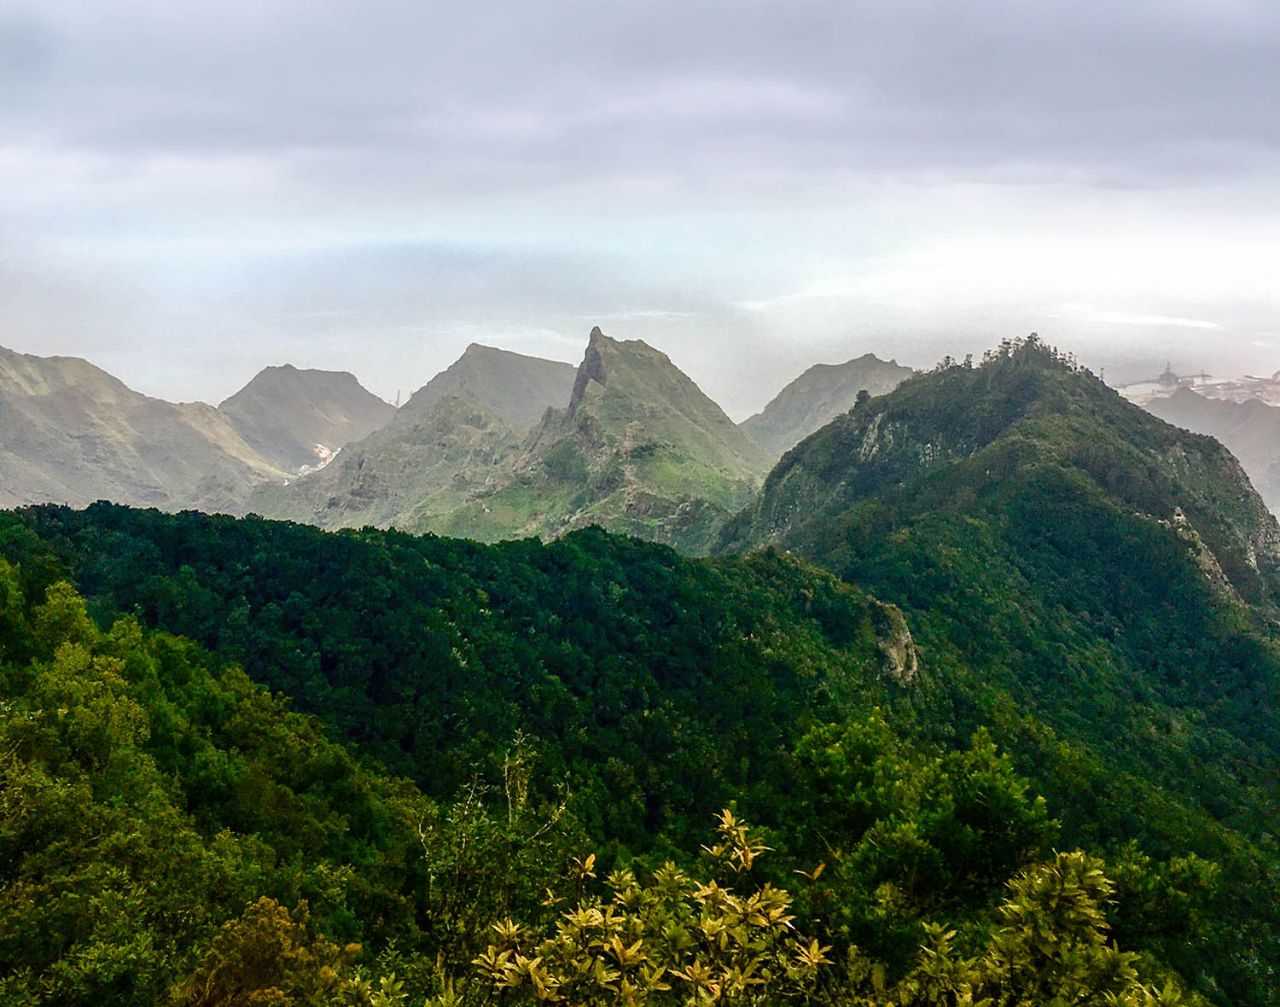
[3,0,1279,417]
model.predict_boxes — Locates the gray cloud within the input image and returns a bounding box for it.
[5,1,1279,196]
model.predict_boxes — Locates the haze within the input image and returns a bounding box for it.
[2,0,1278,418]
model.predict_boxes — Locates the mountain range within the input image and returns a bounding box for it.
[0,344,287,512]
[0,344,400,514]
[419,328,774,553]
[246,344,577,530]
[6,335,1279,1004]
[2,331,912,552]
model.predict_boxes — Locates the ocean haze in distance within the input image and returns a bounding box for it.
[2,1,1279,419]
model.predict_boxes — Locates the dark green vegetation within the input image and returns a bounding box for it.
[722,337,1280,1001]
[0,493,1245,1005]
[3,337,1277,1005]
[2,503,908,854]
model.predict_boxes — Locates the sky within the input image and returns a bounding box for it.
[2,0,1279,418]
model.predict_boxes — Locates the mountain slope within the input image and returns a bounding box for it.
[398,342,577,433]
[218,364,394,472]
[247,344,574,529]
[0,344,286,512]
[430,328,773,552]
[723,339,1280,600]
[1146,386,1280,512]
[742,353,914,458]
[248,393,524,528]
[720,337,1280,1000]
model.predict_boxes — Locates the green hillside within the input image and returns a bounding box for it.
[720,336,1280,1000]
[3,486,1272,1003]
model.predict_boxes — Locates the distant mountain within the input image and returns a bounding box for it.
[1145,386,1280,512]
[248,344,574,529]
[741,353,914,458]
[0,344,285,512]
[218,364,394,472]
[256,330,771,552]
[431,328,773,552]
[398,342,577,433]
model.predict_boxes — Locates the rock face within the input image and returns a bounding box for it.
[1146,386,1280,514]
[218,365,395,473]
[872,601,918,684]
[741,354,915,460]
[1165,506,1240,603]
[248,344,575,530]
[431,328,774,553]
[0,344,286,513]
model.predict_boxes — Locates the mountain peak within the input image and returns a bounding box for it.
[218,365,394,472]
[742,351,914,460]
[723,338,1280,604]
[566,328,692,422]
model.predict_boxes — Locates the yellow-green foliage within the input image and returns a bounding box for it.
[474,811,831,1007]
[473,812,1193,1007]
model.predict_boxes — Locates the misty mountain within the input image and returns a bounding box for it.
[430,327,773,552]
[397,342,577,433]
[248,344,575,529]
[217,364,395,472]
[0,344,286,512]
[1145,386,1280,512]
[741,353,915,459]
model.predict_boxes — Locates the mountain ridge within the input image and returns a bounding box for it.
[0,343,287,513]
[1145,386,1280,514]
[247,342,577,529]
[718,336,1280,998]
[401,342,577,433]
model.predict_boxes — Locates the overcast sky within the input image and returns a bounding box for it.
[2,0,1279,417]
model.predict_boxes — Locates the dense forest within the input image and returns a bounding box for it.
[2,487,1270,1005]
